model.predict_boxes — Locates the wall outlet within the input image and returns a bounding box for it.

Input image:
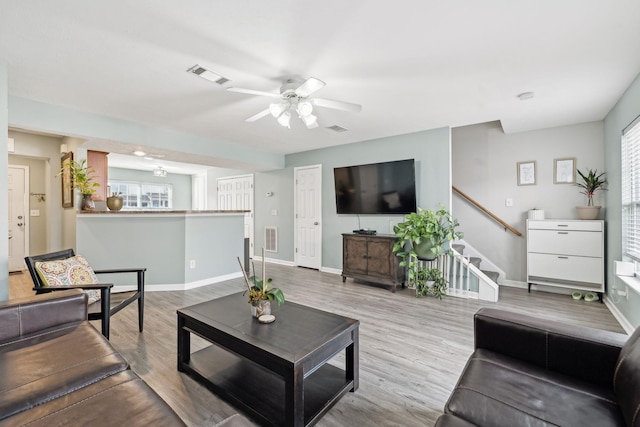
[505,198,513,207]
[30,209,40,217]
[271,209,278,216]
[189,260,196,269]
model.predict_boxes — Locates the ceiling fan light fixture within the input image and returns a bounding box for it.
[297,101,313,116]
[153,166,167,177]
[269,102,287,118]
[301,114,318,129]
[277,111,291,128]
[133,150,147,157]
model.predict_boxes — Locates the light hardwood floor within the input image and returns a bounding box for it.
[9,265,625,427]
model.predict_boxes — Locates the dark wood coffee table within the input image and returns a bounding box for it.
[177,292,359,426]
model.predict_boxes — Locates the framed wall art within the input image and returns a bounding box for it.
[517,161,536,186]
[61,152,74,208]
[554,157,576,184]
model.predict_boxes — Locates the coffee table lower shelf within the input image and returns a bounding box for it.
[183,344,353,426]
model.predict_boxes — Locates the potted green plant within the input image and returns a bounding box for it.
[414,267,447,299]
[238,250,285,317]
[59,158,100,210]
[392,204,463,287]
[576,168,607,220]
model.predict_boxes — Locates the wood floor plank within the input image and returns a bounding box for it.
[10,264,626,426]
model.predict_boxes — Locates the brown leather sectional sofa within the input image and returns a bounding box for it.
[0,290,185,426]
[436,308,640,427]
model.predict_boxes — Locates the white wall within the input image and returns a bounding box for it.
[452,120,605,282]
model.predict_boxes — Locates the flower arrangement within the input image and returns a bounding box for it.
[237,249,285,306]
[59,158,100,195]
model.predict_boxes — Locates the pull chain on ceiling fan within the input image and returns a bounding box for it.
[227,77,361,129]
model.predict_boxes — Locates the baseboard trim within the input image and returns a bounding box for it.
[604,296,635,335]
[500,280,528,289]
[113,271,244,293]
[321,267,342,275]
[253,256,296,267]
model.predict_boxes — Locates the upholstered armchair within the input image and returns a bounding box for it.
[24,249,145,339]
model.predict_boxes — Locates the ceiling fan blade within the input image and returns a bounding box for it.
[295,77,326,97]
[245,108,271,122]
[227,87,281,98]
[312,98,362,113]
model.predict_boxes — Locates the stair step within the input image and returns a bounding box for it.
[469,257,481,268]
[482,270,500,283]
[452,244,465,254]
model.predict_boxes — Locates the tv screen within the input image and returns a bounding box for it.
[334,159,417,214]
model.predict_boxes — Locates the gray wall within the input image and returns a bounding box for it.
[452,120,605,282]
[604,70,640,328]
[286,127,451,270]
[108,167,192,210]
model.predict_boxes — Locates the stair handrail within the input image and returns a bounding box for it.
[452,185,522,237]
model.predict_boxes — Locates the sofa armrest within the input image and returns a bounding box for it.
[0,289,88,343]
[474,308,628,388]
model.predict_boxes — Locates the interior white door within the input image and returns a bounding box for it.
[295,165,322,269]
[8,166,29,272]
[217,175,254,257]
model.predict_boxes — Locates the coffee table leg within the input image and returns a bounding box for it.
[285,365,304,427]
[346,328,359,392]
[177,315,190,371]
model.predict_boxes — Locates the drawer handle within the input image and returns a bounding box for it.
[557,256,569,259]
[557,224,569,227]
[557,232,569,235]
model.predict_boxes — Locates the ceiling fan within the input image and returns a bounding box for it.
[227,77,362,129]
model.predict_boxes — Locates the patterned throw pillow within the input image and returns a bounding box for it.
[34,255,101,304]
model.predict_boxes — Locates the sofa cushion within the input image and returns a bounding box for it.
[0,322,128,420]
[34,255,101,304]
[445,349,626,427]
[614,325,640,427]
[2,370,185,426]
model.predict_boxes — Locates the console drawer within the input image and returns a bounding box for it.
[528,253,602,285]
[528,230,602,257]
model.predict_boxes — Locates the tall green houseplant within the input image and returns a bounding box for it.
[576,168,607,206]
[392,204,463,285]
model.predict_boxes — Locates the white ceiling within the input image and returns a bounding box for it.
[2,1,640,173]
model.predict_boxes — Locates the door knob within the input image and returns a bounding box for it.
[314,221,319,225]
[17,216,23,219]
[17,223,23,227]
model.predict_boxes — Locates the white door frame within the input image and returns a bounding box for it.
[294,164,322,269]
[8,165,30,271]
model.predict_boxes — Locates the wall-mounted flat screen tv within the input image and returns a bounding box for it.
[334,159,417,214]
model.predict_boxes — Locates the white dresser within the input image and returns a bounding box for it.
[526,219,605,299]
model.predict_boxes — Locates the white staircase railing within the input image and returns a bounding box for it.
[415,249,499,302]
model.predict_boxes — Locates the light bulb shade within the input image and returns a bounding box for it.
[301,114,318,129]
[269,103,287,118]
[277,111,291,128]
[297,101,313,116]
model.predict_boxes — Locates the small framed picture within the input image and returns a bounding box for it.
[554,157,576,184]
[517,161,536,186]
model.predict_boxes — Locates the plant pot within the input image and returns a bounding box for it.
[413,239,439,260]
[106,196,124,211]
[250,300,271,318]
[80,194,95,211]
[576,206,601,220]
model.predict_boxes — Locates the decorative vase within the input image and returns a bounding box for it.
[106,196,124,211]
[576,206,601,220]
[80,194,95,211]
[251,300,271,318]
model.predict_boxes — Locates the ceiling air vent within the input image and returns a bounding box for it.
[187,64,229,85]
[326,125,348,133]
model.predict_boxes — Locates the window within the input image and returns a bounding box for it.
[622,115,640,262]
[108,181,173,210]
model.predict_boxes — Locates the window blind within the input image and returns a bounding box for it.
[622,115,640,261]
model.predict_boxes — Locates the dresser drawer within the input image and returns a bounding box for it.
[528,230,602,257]
[527,253,602,285]
[527,220,603,232]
